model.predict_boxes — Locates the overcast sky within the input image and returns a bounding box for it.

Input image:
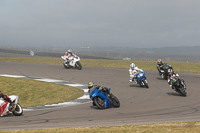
[0,0,200,48]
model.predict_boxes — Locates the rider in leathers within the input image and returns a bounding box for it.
[64,49,78,65]
[157,59,166,76]
[88,82,113,98]
[129,63,144,83]
[168,72,180,89]
[0,91,12,103]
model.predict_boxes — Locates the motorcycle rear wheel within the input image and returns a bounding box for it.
[92,101,96,106]
[13,103,23,116]
[63,63,69,69]
[94,97,105,109]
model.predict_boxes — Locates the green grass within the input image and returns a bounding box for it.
[1,56,200,132]
[1,122,200,133]
[0,57,200,73]
[0,76,84,108]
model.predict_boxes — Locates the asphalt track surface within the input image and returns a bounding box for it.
[0,62,200,130]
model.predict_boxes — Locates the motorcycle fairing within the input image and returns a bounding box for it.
[90,87,114,108]
[0,99,9,116]
[136,72,146,86]
[0,95,19,116]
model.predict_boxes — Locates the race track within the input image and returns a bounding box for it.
[0,62,200,130]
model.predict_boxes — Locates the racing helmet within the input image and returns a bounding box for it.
[67,49,72,54]
[158,59,162,64]
[88,82,94,89]
[174,72,179,77]
[130,63,135,70]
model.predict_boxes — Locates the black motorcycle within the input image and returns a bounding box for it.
[159,64,173,80]
[172,77,187,97]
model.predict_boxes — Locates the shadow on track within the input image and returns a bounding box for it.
[156,77,167,80]
[167,92,187,97]
[129,84,148,89]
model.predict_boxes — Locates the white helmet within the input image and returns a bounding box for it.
[67,49,72,53]
[130,63,135,70]
[174,72,179,77]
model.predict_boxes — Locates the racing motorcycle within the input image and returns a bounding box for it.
[131,71,149,88]
[61,55,82,70]
[0,95,23,117]
[172,77,187,97]
[159,64,173,80]
[89,86,120,109]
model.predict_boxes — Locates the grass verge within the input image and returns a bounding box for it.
[0,76,84,108]
[1,122,200,133]
[1,56,200,132]
[0,57,200,73]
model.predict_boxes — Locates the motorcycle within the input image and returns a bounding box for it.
[0,95,23,117]
[136,71,149,88]
[61,55,82,70]
[89,86,120,109]
[172,77,187,96]
[159,65,173,80]
[132,71,149,88]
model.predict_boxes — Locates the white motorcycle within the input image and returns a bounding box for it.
[0,95,23,117]
[61,55,82,70]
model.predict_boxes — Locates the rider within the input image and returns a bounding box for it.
[88,82,97,93]
[168,71,180,89]
[165,64,174,79]
[0,91,12,103]
[157,59,165,76]
[64,49,77,65]
[88,82,113,97]
[129,63,143,83]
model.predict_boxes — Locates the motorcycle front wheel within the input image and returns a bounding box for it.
[179,86,187,97]
[112,94,120,108]
[94,97,105,109]
[143,80,149,88]
[75,61,82,70]
[13,103,23,116]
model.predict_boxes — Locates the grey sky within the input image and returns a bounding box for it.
[0,0,200,48]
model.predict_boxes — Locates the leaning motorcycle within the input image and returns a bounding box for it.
[172,77,187,97]
[159,65,173,80]
[89,86,120,109]
[0,95,23,117]
[61,55,82,70]
[132,71,149,88]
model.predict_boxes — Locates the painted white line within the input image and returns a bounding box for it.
[83,89,89,93]
[0,74,91,111]
[0,74,26,78]
[78,95,90,99]
[64,84,85,87]
[34,79,65,83]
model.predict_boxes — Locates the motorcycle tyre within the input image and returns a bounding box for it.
[143,80,149,88]
[63,63,69,69]
[76,61,82,70]
[179,86,187,97]
[13,103,23,116]
[92,101,96,106]
[112,94,120,108]
[139,82,143,87]
[163,75,167,80]
[94,97,105,109]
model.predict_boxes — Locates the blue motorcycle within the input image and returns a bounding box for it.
[135,71,149,88]
[89,86,120,109]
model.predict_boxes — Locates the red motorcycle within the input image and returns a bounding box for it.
[0,95,23,117]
